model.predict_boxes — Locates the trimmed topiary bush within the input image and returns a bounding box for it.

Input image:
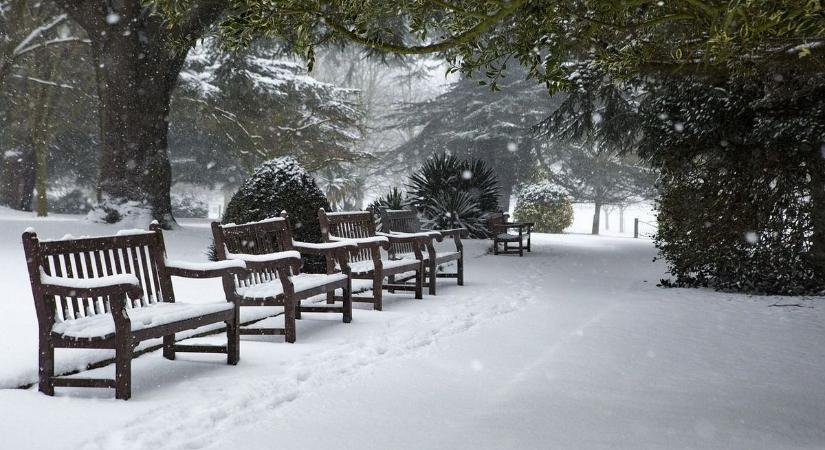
[513,182,574,233]
[408,153,500,238]
[220,156,330,271]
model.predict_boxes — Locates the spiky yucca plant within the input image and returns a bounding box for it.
[408,153,500,238]
[369,187,410,229]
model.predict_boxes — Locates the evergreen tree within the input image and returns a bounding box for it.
[171,40,367,187]
[537,65,655,234]
[390,68,559,210]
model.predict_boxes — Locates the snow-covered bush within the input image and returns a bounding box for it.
[513,182,573,233]
[86,200,154,228]
[220,157,329,271]
[171,192,208,218]
[48,189,92,214]
[408,153,499,238]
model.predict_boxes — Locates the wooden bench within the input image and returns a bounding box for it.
[489,212,533,256]
[211,213,355,343]
[318,208,426,311]
[22,223,247,400]
[378,208,465,295]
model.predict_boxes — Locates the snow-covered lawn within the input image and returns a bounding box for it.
[1,208,823,449]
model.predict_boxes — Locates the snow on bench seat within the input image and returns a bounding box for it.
[236,273,348,299]
[165,259,246,271]
[225,250,301,263]
[348,258,420,274]
[40,271,139,289]
[396,251,460,262]
[52,302,234,339]
[497,233,527,241]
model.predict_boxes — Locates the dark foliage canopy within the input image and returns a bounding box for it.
[640,72,825,294]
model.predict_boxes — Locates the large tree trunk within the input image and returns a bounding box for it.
[91,34,183,227]
[54,0,225,228]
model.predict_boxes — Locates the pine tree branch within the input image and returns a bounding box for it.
[319,0,526,55]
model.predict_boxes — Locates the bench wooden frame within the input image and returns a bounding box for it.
[211,212,355,343]
[318,208,426,311]
[22,223,247,400]
[490,212,533,257]
[378,208,465,295]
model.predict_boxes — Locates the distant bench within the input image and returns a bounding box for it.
[22,223,247,400]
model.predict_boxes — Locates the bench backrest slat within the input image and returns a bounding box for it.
[379,209,423,257]
[318,209,375,263]
[212,217,297,292]
[22,229,171,326]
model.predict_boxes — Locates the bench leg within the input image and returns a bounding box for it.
[428,261,437,296]
[387,274,395,293]
[527,234,531,252]
[373,277,383,311]
[343,279,352,323]
[457,255,464,286]
[163,334,175,361]
[415,265,423,299]
[226,313,240,365]
[493,240,499,255]
[326,291,335,305]
[38,336,54,396]
[115,337,133,400]
[295,301,302,320]
[285,297,297,343]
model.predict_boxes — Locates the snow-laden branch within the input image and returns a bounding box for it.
[12,13,68,56]
[11,74,76,89]
[277,118,332,133]
[14,36,90,58]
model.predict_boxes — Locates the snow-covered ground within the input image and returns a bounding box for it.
[1,207,824,449]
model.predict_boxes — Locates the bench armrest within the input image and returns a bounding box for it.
[165,259,248,278]
[387,230,443,242]
[329,235,390,250]
[292,240,358,256]
[493,223,532,231]
[437,228,467,238]
[376,232,431,245]
[39,271,143,299]
[225,250,302,271]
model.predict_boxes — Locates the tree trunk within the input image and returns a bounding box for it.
[53,0,225,228]
[592,199,601,235]
[807,142,825,278]
[499,177,514,212]
[604,206,610,230]
[30,48,59,217]
[89,31,182,227]
[0,148,36,211]
[619,206,625,233]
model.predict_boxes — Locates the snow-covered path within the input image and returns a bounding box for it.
[1,220,824,449]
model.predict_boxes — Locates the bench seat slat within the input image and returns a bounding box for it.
[51,301,233,339]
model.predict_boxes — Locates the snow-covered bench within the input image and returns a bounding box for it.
[211,213,357,343]
[22,223,248,400]
[378,208,466,295]
[489,212,533,256]
[318,208,426,311]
